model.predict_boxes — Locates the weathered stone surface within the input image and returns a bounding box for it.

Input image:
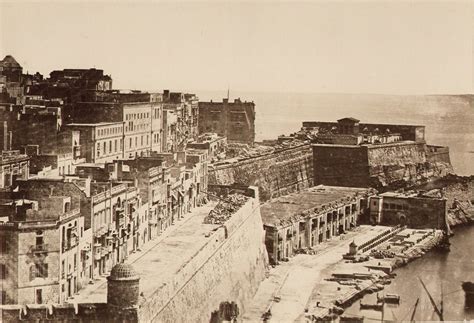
[209,144,313,201]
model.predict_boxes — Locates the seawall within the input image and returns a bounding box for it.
[209,143,313,201]
[313,142,453,190]
[138,195,269,322]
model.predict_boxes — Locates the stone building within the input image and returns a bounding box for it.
[0,151,29,189]
[187,133,227,161]
[369,191,449,230]
[310,118,452,189]
[0,194,85,305]
[260,185,371,265]
[198,98,255,145]
[69,101,163,158]
[302,117,426,144]
[162,90,199,151]
[65,122,124,163]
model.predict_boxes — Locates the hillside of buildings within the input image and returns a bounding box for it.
[0,55,472,322]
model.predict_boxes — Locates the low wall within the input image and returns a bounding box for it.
[138,198,268,322]
[209,144,313,201]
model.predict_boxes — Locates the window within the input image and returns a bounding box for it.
[0,236,7,254]
[61,260,65,279]
[109,140,112,153]
[36,231,44,247]
[103,142,106,154]
[30,263,48,280]
[0,264,7,279]
[74,254,77,270]
[129,138,132,148]
[36,289,42,304]
[114,139,117,152]
[1,290,6,305]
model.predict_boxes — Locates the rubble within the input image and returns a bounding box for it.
[203,194,249,224]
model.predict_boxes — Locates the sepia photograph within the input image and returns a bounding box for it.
[0,1,473,322]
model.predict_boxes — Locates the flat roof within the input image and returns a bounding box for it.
[261,185,369,227]
[66,122,123,127]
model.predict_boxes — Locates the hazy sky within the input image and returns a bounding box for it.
[0,1,472,94]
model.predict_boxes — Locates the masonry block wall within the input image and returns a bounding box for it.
[313,142,453,190]
[209,144,313,201]
[137,198,268,322]
[313,145,369,187]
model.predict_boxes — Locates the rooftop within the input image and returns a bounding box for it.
[66,122,123,127]
[261,185,369,227]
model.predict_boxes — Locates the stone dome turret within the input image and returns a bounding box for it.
[109,262,139,281]
[107,262,140,308]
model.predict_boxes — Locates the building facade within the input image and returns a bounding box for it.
[260,185,371,265]
[198,98,255,145]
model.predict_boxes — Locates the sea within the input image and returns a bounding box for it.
[195,91,474,321]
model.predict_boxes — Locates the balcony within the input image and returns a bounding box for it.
[30,244,49,254]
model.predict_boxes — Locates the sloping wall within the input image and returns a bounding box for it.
[138,197,269,323]
[209,144,313,201]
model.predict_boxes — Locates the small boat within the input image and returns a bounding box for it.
[360,301,383,311]
[462,281,474,304]
[377,293,400,304]
[340,315,364,322]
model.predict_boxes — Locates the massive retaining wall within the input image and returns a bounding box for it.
[414,174,474,226]
[367,142,452,189]
[138,196,269,322]
[209,144,313,201]
[313,142,452,190]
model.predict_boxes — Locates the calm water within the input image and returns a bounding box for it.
[196,91,474,176]
[344,225,474,322]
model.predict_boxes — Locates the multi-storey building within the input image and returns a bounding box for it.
[65,122,124,163]
[198,98,255,144]
[70,101,163,158]
[0,194,85,305]
[261,185,371,265]
[0,151,29,189]
[162,90,199,151]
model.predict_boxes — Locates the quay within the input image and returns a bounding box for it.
[243,225,443,322]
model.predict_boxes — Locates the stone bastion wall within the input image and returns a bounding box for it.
[138,196,269,322]
[209,143,313,201]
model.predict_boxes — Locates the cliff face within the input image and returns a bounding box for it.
[209,144,313,201]
[415,175,474,226]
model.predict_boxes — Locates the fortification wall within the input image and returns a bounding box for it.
[209,144,313,201]
[313,142,453,190]
[313,145,369,187]
[367,142,452,189]
[1,196,269,323]
[138,197,268,322]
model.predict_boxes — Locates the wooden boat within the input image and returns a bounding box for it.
[377,293,400,304]
[462,281,474,304]
[340,315,364,322]
[360,301,383,311]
